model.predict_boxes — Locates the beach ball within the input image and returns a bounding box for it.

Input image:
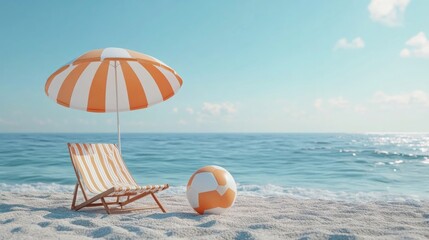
[186,165,237,215]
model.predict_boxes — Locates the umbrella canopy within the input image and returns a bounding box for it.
[45,47,182,112]
[45,47,183,151]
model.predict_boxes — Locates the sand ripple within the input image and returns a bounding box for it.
[0,193,428,239]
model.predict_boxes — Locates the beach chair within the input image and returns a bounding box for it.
[67,143,169,214]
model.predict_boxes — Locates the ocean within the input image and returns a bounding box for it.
[1,133,428,201]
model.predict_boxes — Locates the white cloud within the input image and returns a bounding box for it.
[354,104,368,114]
[195,102,238,124]
[373,90,429,106]
[312,91,429,116]
[314,98,323,111]
[368,0,410,26]
[400,32,429,58]
[172,107,179,113]
[328,97,350,109]
[186,107,194,115]
[334,38,365,50]
[399,48,411,57]
[314,97,366,113]
[178,119,187,125]
[202,102,237,116]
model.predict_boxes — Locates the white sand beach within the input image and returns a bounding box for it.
[1,190,428,240]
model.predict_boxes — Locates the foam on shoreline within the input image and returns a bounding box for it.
[1,182,427,203]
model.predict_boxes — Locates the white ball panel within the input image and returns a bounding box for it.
[190,172,218,192]
[187,172,218,208]
[224,170,237,193]
[216,185,229,196]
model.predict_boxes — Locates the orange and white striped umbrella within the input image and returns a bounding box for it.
[45,47,183,151]
[45,47,182,112]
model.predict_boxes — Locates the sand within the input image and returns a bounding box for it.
[0,190,428,240]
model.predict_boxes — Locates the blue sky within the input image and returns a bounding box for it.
[0,0,428,132]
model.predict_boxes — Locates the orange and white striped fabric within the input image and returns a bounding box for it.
[68,143,169,195]
[45,48,182,112]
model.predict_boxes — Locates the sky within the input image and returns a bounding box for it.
[0,0,428,133]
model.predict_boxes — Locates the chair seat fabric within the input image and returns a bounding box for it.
[68,143,168,195]
[112,184,169,195]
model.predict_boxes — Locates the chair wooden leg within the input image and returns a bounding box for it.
[71,187,168,214]
[101,197,111,214]
[119,192,151,207]
[74,188,115,211]
[71,183,79,210]
[151,192,167,213]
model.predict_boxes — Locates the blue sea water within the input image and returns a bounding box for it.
[0,133,428,200]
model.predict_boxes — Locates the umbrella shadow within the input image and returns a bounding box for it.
[0,203,97,219]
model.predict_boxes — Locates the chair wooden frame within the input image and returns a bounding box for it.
[68,144,168,214]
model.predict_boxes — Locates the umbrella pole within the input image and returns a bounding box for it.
[117,105,121,155]
[114,61,121,154]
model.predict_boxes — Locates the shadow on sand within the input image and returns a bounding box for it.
[0,203,100,219]
[147,211,204,220]
[0,203,203,220]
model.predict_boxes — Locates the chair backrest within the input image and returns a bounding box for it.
[68,143,137,194]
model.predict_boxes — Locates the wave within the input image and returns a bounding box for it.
[0,182,75,193]
[236,184,426,203]
[371,150,428,159]
[1,183,426,203]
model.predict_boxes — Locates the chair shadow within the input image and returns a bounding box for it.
[1,203,201,220]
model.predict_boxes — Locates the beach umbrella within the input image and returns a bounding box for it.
[45,47,183,152]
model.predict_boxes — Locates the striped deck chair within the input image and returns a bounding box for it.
[67,143,169,214]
